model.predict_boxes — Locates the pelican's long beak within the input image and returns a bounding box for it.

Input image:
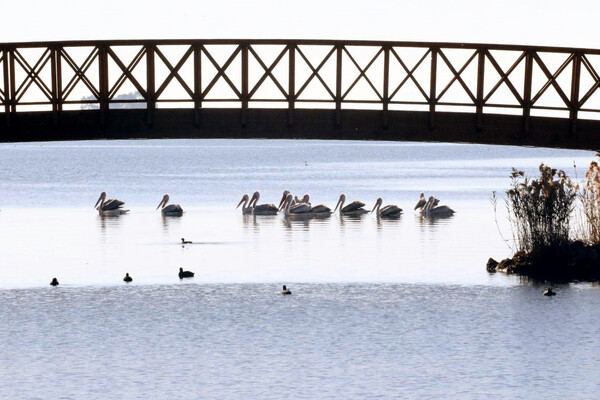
[371,202,378,213]
[249,193,258,207]
[156,198,166,211]
[236,197,246,209]
[94,194,104,209]
[278,193,287,209]
[333,197,342,213]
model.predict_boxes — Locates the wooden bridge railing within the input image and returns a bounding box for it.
[2,39,600,133]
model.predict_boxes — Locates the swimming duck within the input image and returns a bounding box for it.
[123,273,133,283]
[281,285,292,295]
[181,238,192,244]
[179,267,194,279]
[50,278,59,286]
[543,288,556,296]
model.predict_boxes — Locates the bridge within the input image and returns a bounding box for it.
[0,39,599,150]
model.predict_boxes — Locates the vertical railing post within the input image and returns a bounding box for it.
[382,45,390,130]
[288,44,295,128]
[194,43,202,126]
[241,43,248,128]
[570,52,581,135]
[476,48,485,132]
[9,48,16,114]
[146,43,155,127]
[2,49,10,127]
[335,43,343,128]
[55,46,62,113]
[429,47,438,130]
[522,50,533,137]
[98,44,109,126]
[50,46,59,126]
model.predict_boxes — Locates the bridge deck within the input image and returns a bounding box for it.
[1,108,597,150]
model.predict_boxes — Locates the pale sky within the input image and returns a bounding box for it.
[2,0,599,49]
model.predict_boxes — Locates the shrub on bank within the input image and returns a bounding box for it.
[578,155,600,245]
[489,156,600,282]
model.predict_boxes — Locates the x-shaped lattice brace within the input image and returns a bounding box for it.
[201,45,242,100]
[13,48,53,103]
[342,47,383,101]
[578,54,600,107]
[154,45,195,100]
[530,53,572,107]
[388,48,430,102]
[295,46,336,100]
[106,46,148,100]
[436,49,477,104]
[61,47,100,101]
[483,50,526,105]
[247,45,288,100]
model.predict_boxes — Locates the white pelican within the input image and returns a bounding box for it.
[278,190,291,211]
[371,198,403,218]
[334,193,368,215]
[236,194,254,215]
[414,193,427,211]
[422,196,455,217]
[250,191,278,215]
[156,193,183,216]
[301,194,331,216]
[94,191,129,215]
[282,193,312,217]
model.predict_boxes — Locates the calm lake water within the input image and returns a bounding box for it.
[0,139,598,399]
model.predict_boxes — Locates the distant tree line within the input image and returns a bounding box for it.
[80,91,146,109]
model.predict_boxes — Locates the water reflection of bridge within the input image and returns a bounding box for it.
[0,39,599,149]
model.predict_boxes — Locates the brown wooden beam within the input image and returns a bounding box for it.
[98,45,109,125]
[194,44,201,126]
[146,44,155,127]
[382,45,390,129]
[241,43,248,128]
[476,49,485,131]
[570,52,581,135]
[2,49,10,126]
[335,44,342,127]
[429,47,437,130]
[288,44,295,127]
[523,51,533,136]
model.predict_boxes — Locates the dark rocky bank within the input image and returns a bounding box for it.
[487,241,600,282]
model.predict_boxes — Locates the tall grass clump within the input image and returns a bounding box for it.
[577,154,600,245]
[506,164,577,254]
